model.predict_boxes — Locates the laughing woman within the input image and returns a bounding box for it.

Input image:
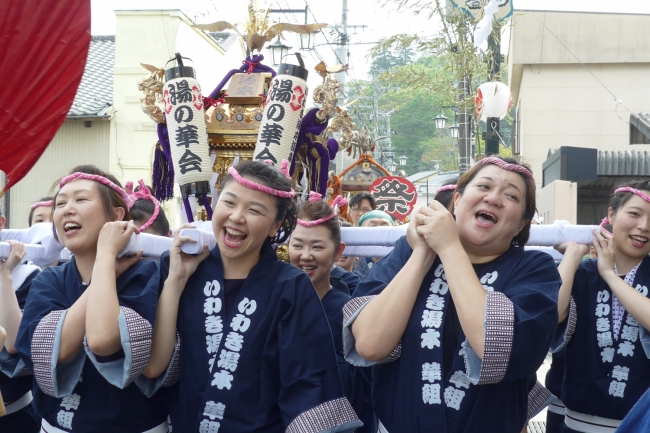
[554,180,650,433]
[289,194,373,432]
[143,161,361,432]
[13,165,169,432]
[344,157,562,433]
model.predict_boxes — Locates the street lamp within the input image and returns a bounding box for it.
[268,36,292,66]
[299,32,316,51]
[433,113,448,130]
[399,153,407,166]
[388,161,397,172]
[449,123,460,139]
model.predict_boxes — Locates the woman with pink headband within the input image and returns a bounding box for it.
[126,180,171,237]
[345,156,562,432]
[28,197,53,226]
[553,180,650,433]
[11,165,170,432]
[288,193,373,432]
[143,160,362,432]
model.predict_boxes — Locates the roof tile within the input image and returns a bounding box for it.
[68,35,115,117]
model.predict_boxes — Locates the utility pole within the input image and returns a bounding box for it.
[485,23,503,156]
[331,0,368,172]
[458,76,471,174]
[334,0,349,101]
[333,0,367,101]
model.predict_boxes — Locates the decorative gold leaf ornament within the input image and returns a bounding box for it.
[137,63,166,124]
[192,1,327,53]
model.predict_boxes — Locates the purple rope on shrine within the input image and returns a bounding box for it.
[198,193,213,220]
[290,108,338,196]
[152,123,175,202]
[182,196,194,223]
[209,55,276,99]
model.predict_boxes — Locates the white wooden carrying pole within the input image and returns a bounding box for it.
[1,224,599,262]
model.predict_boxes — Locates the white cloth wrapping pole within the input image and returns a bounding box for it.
[527,224,599,247]
[179,228,216,254]
[0,223,600,262]
[340,226,408,246]
[344,246,393,258]
[118,233,173,258]
[0,224,64,266]
[0,242,46,263]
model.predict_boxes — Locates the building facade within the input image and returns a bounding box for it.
[508,10,650,191]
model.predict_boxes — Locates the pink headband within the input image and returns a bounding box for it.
[30,200,53,210]
[436,185,456,194]
[227,160,295,198]
[59,172,133,207]
[297,194,347,227]
[125,180,161,231]
[476,157,534,181]
[262,159,292,180]
[614,187,650,204]
[600,216,613,236]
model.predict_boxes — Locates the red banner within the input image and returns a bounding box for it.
[0,0,91,195]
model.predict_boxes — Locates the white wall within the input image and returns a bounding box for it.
[7,121,110,228]
[508,11,650,190]
[538,180,578,225]
[516,62,650,189]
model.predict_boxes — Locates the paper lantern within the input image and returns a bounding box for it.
[162,54,212,198]
[253,58,308,166]
[475,82,512,122]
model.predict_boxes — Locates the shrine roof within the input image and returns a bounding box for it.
[68,35,115,118]
[339,154,390,178]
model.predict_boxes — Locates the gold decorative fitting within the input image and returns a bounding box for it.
[327,110,355,151]
[197,208,209,222]
[207,104,264,131]
[137,63,165,124]
[192,2,327,53]
[208,135,257,151]
[313,74,341,124]
[275,244,289,263]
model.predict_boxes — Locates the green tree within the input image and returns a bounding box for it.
[347,54,462,176]
[366,0,515,171]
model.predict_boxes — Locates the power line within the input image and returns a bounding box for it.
[303,0,395,162]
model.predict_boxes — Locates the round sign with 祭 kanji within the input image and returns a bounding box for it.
[369,176,418,221]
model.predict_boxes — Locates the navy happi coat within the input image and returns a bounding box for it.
[555,257,650,422]
[12,258,168,433]
[322,283,373,433]
[344,236,561,433]
[154,240,362,433]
